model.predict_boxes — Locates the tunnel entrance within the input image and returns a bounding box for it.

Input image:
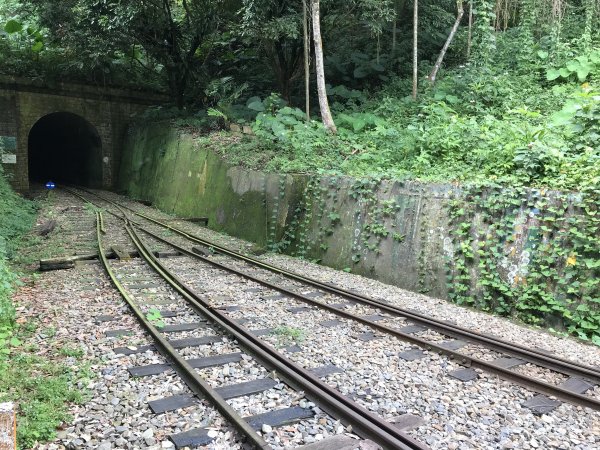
[28,112,103,187]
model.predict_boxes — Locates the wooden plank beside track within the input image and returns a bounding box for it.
[39,254,96,271]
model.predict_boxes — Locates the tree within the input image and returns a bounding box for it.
[311,0,336,133]
[29,0,225,108]
[240,0,304,105]
[428,0,464,85]
[412,0,418,100]
[303,0,310,121]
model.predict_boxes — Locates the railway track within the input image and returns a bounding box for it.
[66,186,600,418]
[69,189,431,449]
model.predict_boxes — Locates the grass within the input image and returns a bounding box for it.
[59,345,85,358]
[0,314,89,449]
[271,326,306,346]
[0,170,90,448]
[0,351,84,448]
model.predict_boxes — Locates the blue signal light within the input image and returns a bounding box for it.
[45,181,56,190]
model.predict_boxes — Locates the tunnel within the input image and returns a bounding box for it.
[28,112,103,187]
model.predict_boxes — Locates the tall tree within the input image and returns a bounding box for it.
[467,0,473,58]
[428,0,464,85]
[29,0,224,108]
[240,0,303,105]
[412,0,418,100]
[303,0,311,121]
[311,0,336,133]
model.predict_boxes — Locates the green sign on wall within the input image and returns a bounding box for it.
[0,136,17,164]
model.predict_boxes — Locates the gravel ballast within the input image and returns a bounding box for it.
[12,189,600,449]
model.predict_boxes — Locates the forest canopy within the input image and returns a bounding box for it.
[1,0,599,190]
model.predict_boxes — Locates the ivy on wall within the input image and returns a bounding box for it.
[448,183,600,344]
[266,174,599,344]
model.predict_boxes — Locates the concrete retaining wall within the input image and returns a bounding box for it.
[118,124,599,335]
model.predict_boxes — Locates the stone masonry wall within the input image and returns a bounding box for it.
[0,76,166,191]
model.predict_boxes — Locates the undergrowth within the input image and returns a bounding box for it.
[0,169,85,448]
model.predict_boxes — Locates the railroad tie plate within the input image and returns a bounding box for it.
[558,377,595,395]
[128,363,171,377]
[244,406,315,430]
[161,322,206,333]
[149,394,197,414]
[329,302,355,310]
[284,344,302,353]
[214,378,278,400]
[186,352,243,369]
[168,336,221,349]
[303,291,326,299]
[389,414,426,432]
[320,319,344,328]
[490,357,526,369]
[357,332,381,342]
[523,395,562,414]
[234,317,252,325]
[215,305,241,311]
[295,435,361,450]
[95,315,116,323]
[169,406,315,449]
[113,344,155,355]
[399,349,427,361]
[438,340,467,351]
[448,368,479,382]
[104,329,132,338]
[311,365,343,378]
[157,310,182,318]
[250,328,275,336]
[360,314,386,322]
[287,306,313,314]
[169,428,214,448]
[397,324,427,335]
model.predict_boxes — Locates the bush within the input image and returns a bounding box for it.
[0,167,35,328]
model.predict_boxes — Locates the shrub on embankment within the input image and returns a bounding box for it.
[0,167,35,329]
[0,169,83,449]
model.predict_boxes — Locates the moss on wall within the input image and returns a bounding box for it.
[118,124,599,342]
[119,124,269,245]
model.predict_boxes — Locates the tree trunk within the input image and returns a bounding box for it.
[392,16,397,56]
[303,0,310,121]
[269,40,302,105]
[428,0,464,85]
[467,0,473,58]
[167,68,185,109]
[311,0,337,134]
[412,0,418,100]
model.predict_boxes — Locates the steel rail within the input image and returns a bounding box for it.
[70,189,429,450]
[123,220,430,450]
[129,221,600,412]
[79,188,600,386]
[69,188,600,411]
[94,212,271,449]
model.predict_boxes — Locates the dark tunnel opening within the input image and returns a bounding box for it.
[28,112,103,187]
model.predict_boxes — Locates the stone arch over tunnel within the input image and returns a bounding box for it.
[28,112,103,187]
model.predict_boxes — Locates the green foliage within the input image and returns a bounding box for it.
[0,170,87,447]
[146,308,165,328]
[447,184,600,343]
[546,51,600,82]
[0,168,35,330]
[0,352,84,448]
[271,326,305,346]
